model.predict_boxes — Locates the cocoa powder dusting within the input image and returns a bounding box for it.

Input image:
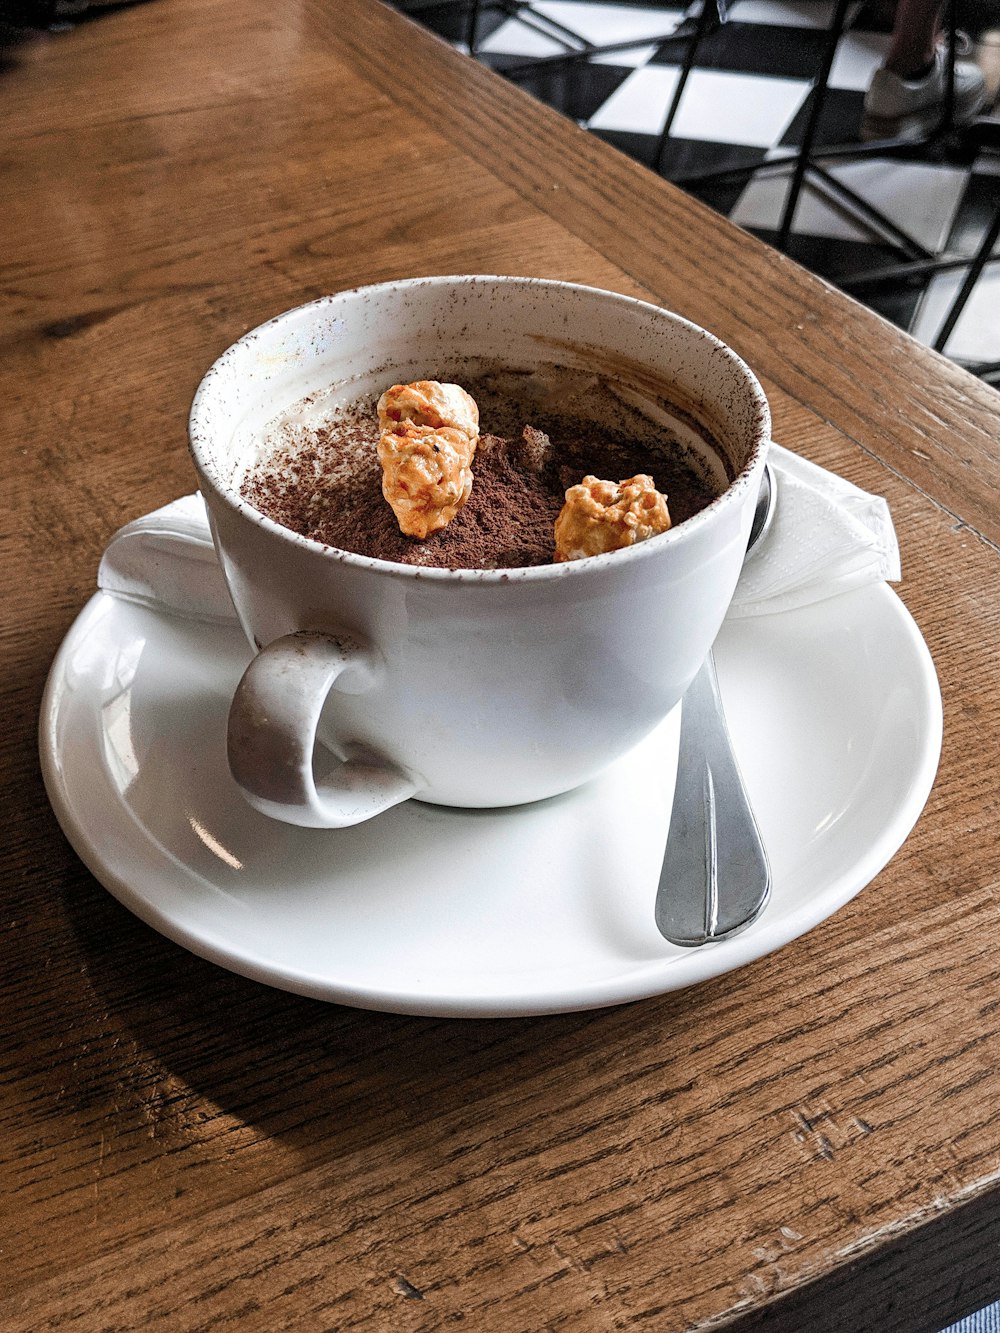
[241,378,719,570]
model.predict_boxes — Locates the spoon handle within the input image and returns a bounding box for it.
[655,652,771,946]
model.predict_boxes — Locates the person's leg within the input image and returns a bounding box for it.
[863,0,987,132]
[883,0,940,75]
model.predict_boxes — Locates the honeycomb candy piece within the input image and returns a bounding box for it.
[377,381,479,439]
[376,381,480,538]
[376,422,477,539]
[554,474,671,563]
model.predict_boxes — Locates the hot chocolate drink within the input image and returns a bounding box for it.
[192,278,771,824]
[240,365,723,570]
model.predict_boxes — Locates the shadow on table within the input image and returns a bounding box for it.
[57,864,695,1135]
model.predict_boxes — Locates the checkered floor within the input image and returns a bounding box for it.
[397,0,1000,378]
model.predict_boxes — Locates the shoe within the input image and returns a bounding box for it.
[862,46,987,139]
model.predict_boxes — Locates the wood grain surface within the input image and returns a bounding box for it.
[2,0,999,1328]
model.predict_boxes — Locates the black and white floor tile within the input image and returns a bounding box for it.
[396,0,1000,379]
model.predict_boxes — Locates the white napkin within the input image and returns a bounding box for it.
[96,443,900,622]
[729,441,900,617]
[98,493,237,624]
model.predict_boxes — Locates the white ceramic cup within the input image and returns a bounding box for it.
[188,276,770,827]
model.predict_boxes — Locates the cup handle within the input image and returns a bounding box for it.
[227,630,419,828]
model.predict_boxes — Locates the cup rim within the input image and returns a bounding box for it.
[188,275,771,583]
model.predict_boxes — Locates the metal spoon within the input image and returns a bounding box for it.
[655,463,775,946]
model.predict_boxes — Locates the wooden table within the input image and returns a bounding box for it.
[4,1,1000,1327]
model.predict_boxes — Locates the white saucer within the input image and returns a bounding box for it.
[40,586,941,1017]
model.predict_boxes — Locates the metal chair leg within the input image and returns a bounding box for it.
[932,204,1000,352]
[467,0,481,54]
[774,0,853,249]
[653,0,725,173]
